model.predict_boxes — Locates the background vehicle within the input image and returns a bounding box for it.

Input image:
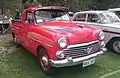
[73,11,120,54]
[0,9,10,34]
[108,8,120,17]
[10,6,105,74]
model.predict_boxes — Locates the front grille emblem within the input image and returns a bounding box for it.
[84,47,92,54]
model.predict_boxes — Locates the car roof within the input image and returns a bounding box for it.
[108,8,120,11]
[75,10,111,14]
[26,6,68,12]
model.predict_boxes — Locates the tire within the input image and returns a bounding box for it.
[107,38,120,54]
[38,48,54,75]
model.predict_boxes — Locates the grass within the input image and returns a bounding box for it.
[0,34,120,78]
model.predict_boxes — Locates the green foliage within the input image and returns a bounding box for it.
[1,0,120,13]
[22,0,27,4]
[22,0,34,4]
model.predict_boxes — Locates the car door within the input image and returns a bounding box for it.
[19,12,35,52]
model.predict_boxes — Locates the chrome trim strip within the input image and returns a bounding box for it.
[67,40,99,48]
[50,50,104,67]
[15,27,19,30]
[11,26,19,30]
[27,36,53,48]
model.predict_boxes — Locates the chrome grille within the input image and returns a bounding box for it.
[64,42,101,58]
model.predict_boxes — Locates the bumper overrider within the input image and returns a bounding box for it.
[50,50,104,67]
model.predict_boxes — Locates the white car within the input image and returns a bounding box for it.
[108,8,120,17]
[72,11,120,54]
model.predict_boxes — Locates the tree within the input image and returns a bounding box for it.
[21,0,39,9]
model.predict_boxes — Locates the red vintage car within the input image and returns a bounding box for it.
[10,6,106,74]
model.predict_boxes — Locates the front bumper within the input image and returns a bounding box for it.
[50,50,104,67]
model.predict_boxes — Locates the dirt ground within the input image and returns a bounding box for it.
[0,34,14,55]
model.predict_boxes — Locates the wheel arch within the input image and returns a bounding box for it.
[37,45,48,56]
[107,37,120,44]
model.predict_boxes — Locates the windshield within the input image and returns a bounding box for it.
[99,12,120,24]
[114,11,120,17]
[35,9,70,23]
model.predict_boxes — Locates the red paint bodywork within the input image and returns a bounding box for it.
[11,6,101,60]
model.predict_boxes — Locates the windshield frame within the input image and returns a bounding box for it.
[34,9,70,24]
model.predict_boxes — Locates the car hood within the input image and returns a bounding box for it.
[39,21,100,44]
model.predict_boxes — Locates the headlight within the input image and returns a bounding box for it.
[99,31,104,40]
[56,51,65,59]
[58,37,67,48]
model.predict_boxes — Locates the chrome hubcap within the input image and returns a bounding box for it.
[113,41,120,53]
[41,56,49,68]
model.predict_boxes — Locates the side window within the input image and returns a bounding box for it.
[87,14,100,23]
[25,12,34,24]
[74,13,86,22]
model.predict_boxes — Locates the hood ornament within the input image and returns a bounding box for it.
[84,47,92,54]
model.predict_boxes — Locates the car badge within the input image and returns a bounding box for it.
[84,47,92,54]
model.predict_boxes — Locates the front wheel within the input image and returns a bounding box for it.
[38,48,53,75]
[108,38,120,54]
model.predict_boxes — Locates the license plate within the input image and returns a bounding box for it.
[82,58,95,67]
